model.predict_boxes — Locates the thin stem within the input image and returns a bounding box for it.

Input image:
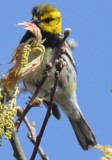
[15,75,47,130]
[30,72,59,160]
[15,28,71,130]
[30,59,65,160]
[30,29,70,160]
[18,107,49,160]
[10,129,26,160]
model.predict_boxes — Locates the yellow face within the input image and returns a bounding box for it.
[39,10,62,34]
[32,4,62,34]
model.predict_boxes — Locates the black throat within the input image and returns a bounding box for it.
[41,31,62,48]
[20,29,62,49]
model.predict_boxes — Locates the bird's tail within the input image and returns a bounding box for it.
[68,111,97,150]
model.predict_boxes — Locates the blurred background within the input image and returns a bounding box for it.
[0,0,112,159]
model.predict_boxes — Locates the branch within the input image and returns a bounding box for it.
[15,28,71,130]
[30,58,66,160]
[15,63,52,130]
[10,129,26,160]
[18,107,49,160]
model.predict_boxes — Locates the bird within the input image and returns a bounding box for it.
[20,4,97,150]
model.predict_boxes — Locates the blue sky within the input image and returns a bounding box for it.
[0,0,112,159]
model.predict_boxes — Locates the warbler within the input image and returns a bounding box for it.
[20,4,97,150]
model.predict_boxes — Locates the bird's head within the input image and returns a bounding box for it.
[32,4,62,34]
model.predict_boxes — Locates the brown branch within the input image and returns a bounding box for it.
[10,129,27,160]
[17,28,70,160]
[18,107,49,160]
[15,28,71,130]
[27,122,49,160]
[30,29,71,160]
[15,63,52,130]
[30,58,66,160]
[14,28,71,160]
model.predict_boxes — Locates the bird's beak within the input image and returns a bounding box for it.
[31,16,40,24]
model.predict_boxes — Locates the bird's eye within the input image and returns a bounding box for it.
[43,17,54,23]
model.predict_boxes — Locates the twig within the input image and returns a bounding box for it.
[30,58,66,160]
[15,28,71,130]
[15,63,52,130]
[18,107,49,160]
[10,129,27,160]
[27,123,49,160]
[30,29,70,160]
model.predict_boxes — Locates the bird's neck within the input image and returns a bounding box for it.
[42,31,62,48]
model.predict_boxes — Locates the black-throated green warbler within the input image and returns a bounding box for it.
[20,4,97,150]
